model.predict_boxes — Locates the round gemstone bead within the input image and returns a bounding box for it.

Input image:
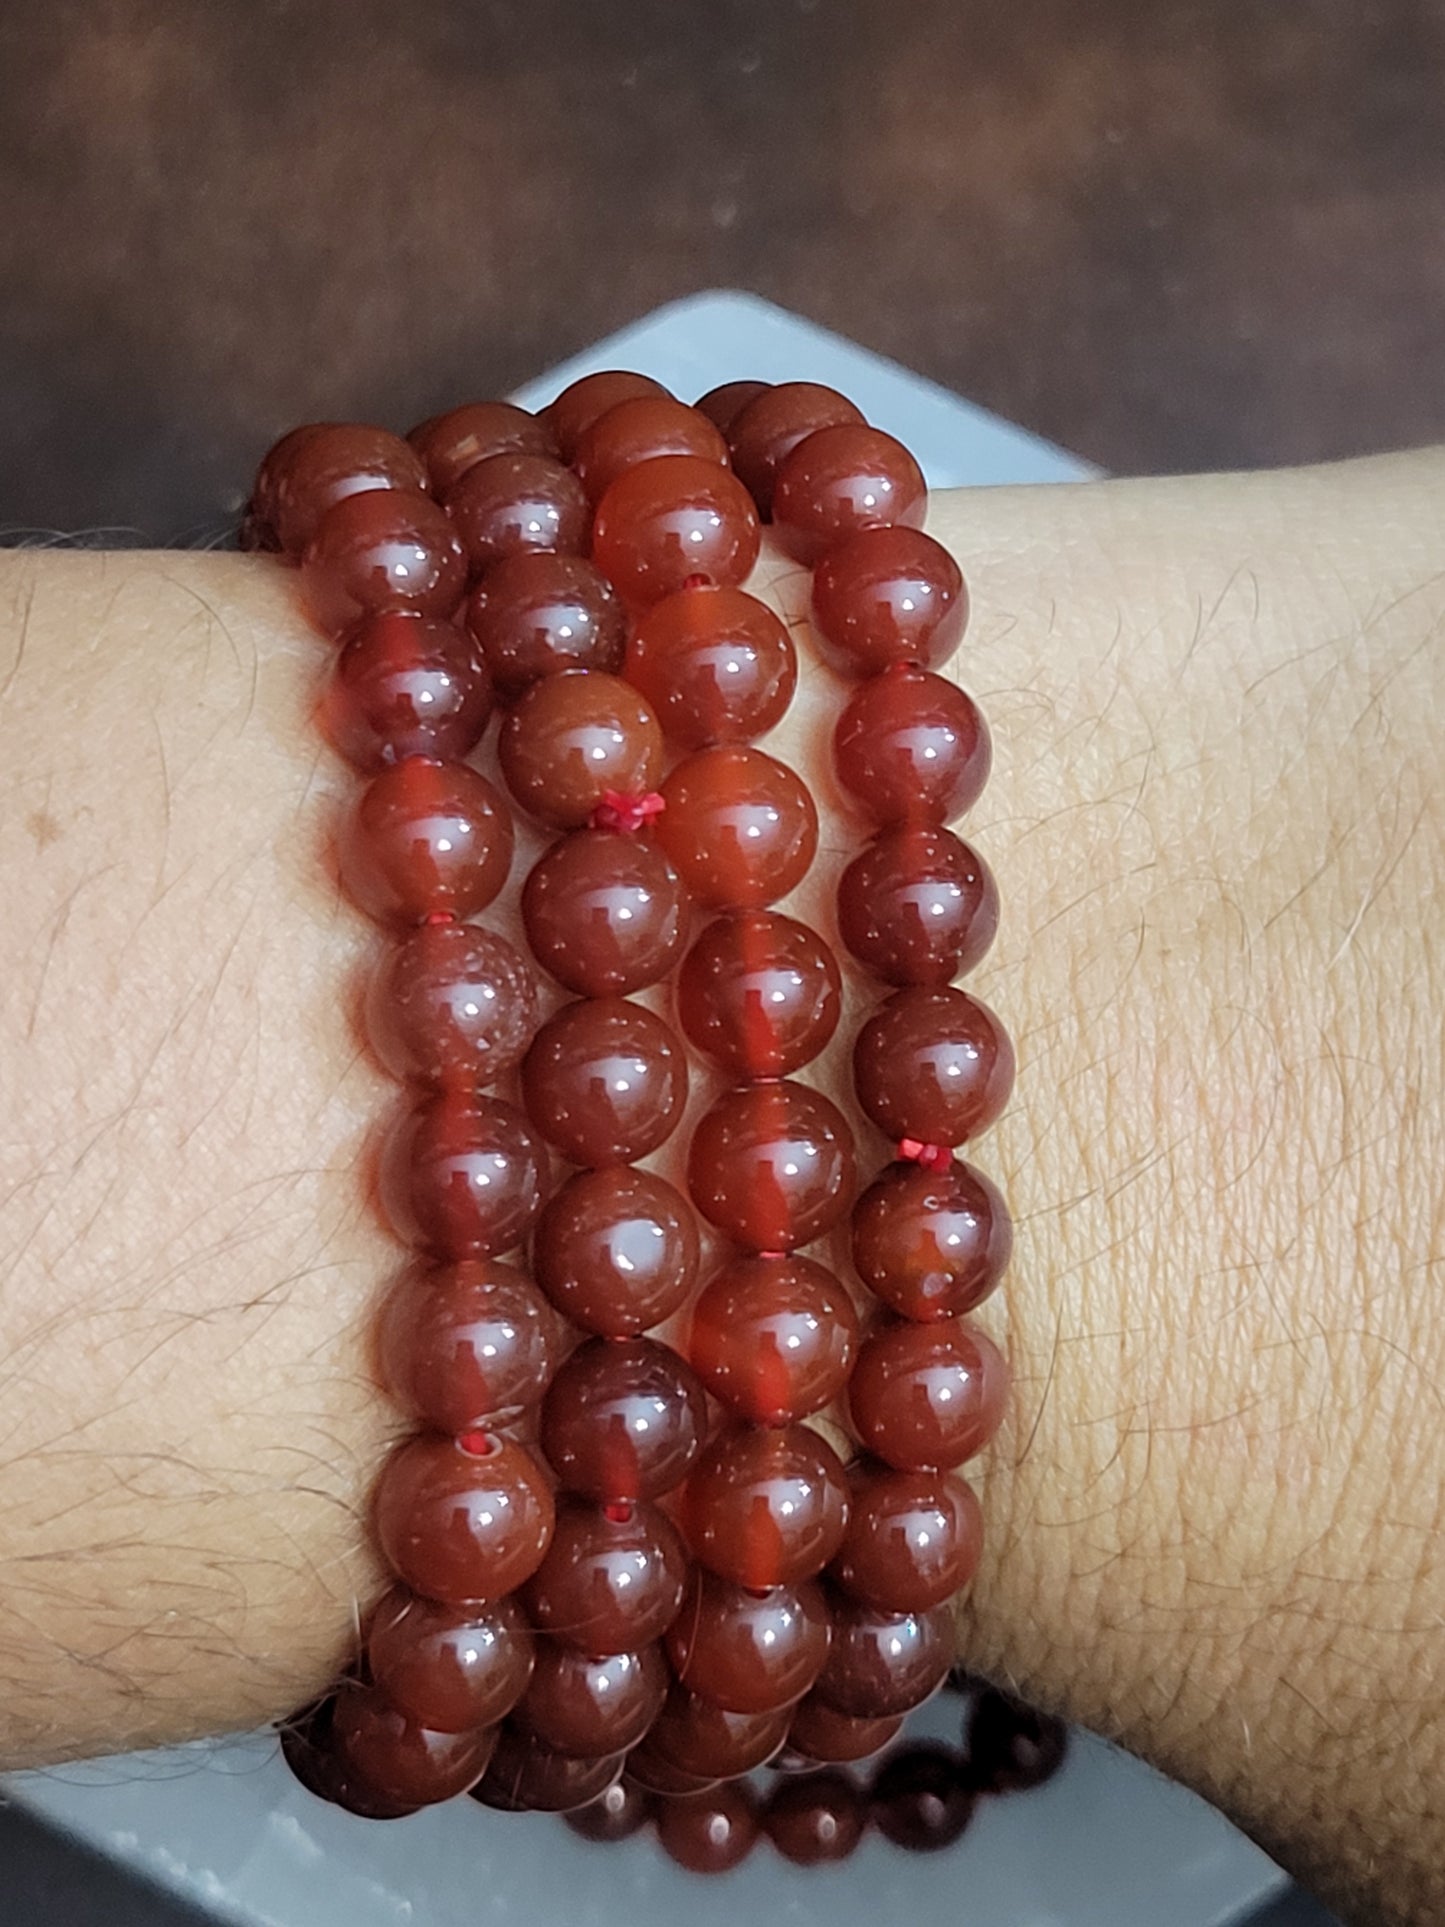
[377,1258,557,1432]
[338,756,513,928]
[967,1687,1069,1792]
[591,455,761,607]
[522,829,685,997]
[280,1695,420,1819]
[666,1571,830,1714]
[408,400,557,494]
[622,1745,719,1797]
[764,1768,868,1864]
[813,531,968,678]
[853,987,1014,1145]
[655,1781,760,1874]
[687,1081,856,1252]
[812,1595,955,1718]
[445,452,590,572]
[646,1686,790,1778]
[472,1729,625,1812]
[514,1643,667,1757]
[498,670,663,830]
[534,1166,698,1338]
[249,422,329,545]
[847,1316,1009,1471]
[547,370,671,461]
[521,997,686,1167]
[373,1433,555,1607]
[726,382,865,517]
[838,828,999,987]
[540,1337,706,1503]
[851,1158,1011,1320]
[833,666,987,821]
[365,922,537,1089]
[680,1423,850,1588]
[302,487,467,632]
[331,1679,496,1808]
[522,1496,687,1654]
[786,1694,902,1764]
[771,425,927,565]
[268,422,428,554]
[656,745,817,909]
[464,552,626,699]
[687,1252,858,1425]
[677,911,841,1076]
[324,612,491,771]
[869,1742,975,1851]
[626,585,796,747]
[379,1090,547,1259]
[830,1463,982,1611]
[574,396,730,503]
[693,379,770,434]
[367,1585,534,1732]
[563,1776,654,1842]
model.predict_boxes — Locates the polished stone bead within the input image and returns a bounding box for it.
[563,1776,654,1842]
[522,829,685,996]
[687,1252,858,1424]
[813,530,967,678]
[771,425,928,565]
[267,422,428,554]
[869,1742,976,1851]
[534,1166,698,1338]
[622,1744,720,1796]
[647,1685,790,1778]
[522,1496,687,1654]
[626,585,796,747]
[367,1584,534,1732]
[726,382,865,517]
[445,452,590,572]
[540,1336,706,1503]
[472,1728,626,1812]
[338,756,513,928]
[280,1694,419,1819]
[830,1463,982,1612]
[693,380,770,434]
[667,1570,830,1714]
[547,370,671,461]
[851,1158,1011,1320]
[408,400,557,494]
[677,912,840,1077]
[833,666,988,821]
[785,1694,903,1764]
[847,1316,1009,1471]
[655,1781,760,1874]
[302,486,467,632]
[331,1678,496,1808]
[763,1768,868,1864]
[464,552,626,699]
[812,1594,955,1718]
[966,1687,1069,1792]
[681,1422,850,1588]
[377,1258,557,1432]
[373,1433,554,1607]
[656,746,817,909]
[249,422,329,545]
[514,1642,667,1757]
[324,612,491,773]
[591,455,761,607]
[378,1091,547,1259]
[521,997,686,1166]
[366,922,537,1089]
[499,670,663,830]
[687,1080,856,1252]
[838,828,999,987]
[853,987,1014,1145]
[574,396,730,503]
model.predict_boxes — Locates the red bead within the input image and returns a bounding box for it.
[302,487,467,632]
[408,401,557,494]
[540,1336,706,1503]
[656,745,817,909]
[280,1694,419,1819]
[813,1595,955,1718]
[249,422,329,545]
[687,1252,858,1425]
[666,1570,830,1713]
[331,1679,496,1808]
[514,1643,667,1757]
[365,921,537,1089]
[377,1258,556,1432]
[499,670,663,830]
[464,551,626,700]
[677,911,841,1076]
[655,1781,760,1874]
[687,1081,856,1252]
[772,425,927,565]
[852,1158,1011,1320]
[625,585,796,747]
[853,987,1014,1145]
[591,455,761,607]
[622,1745,720,1797]
[367,1585,534,1732]
[522,1496,687,1653]
[267,422,428,555]
[574,396,730,503]
[521,997,686,1167]
[378,1090,546,1259]
[813,530,967,678]
[522,829,685,996]
[693,380,770,434]
[445,453,590,572]
[764,1768,868,1864]
[472,1728,625,1812]
[838,828,998,987]
[324,612,491,771]
[786,1695,902,1764]
[534,1166,698,1338]
[833,665,987,821]
[848,1316,1009,1471]
[547,370,671,461]
[374,1433,554,1607]
[680,1423,850,1588]
[966,1687,1069,1792]
[869,1742,976,1850]
[563,1776,654,1841]
[647,1686,790,1778]
[830,1463,982,1611]
[726,383,865,517]
[338,756,513,928]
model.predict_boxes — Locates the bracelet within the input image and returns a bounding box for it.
[244,372,1039,1845]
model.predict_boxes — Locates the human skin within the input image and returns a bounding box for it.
[0,451,1440,1922]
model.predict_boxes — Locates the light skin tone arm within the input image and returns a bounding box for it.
[0,448,1440,1924]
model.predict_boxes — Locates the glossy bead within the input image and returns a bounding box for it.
[966,1687,1069,1792]
[331,1679,496,1807]
[324,613,491,773]
[534,1166,698,1338]
[547,369,671,461]
[563,1776,654,1842]
[693,379,769,434]
[473,1729,625,1812]
[366,922,537,1090]
[833,666,987,821]
[377,1258,557,1432]
[379,1091,546,1259]
[814,531,968,678]
[870,1743,975,1851]
[373,1432,554,1607]
[622,1744,720,1797]
[656,746,817,909]
[514,1643,667,1757]
[591,455,761,607]
[687,1081,856,1252]
[625,585,796,747]
[302,487,467,632]
[522,830,685,997]
[268,422,428,554]
[853,987,1014,1145]
[521,998,686,1166]
[786,1694,903,1764]
[464,552,626,699]
[681,1423,850,1588]
[838,828,999,988]
[848,1317,1009,1471]
[772,425,927,566]
[499,670,663,830]
[687,1253,858,1425]
[647,1686,790,1778]
[677,911,841,1076]
[852,1158,1011,1320]
[540,1337,706,1503]
[574,396,730,503]
[831,1464,982,1611]
[522,1496,687,1653]
[408,400,557,494]
[655,1781,760,1875]
[666,1571,830,1714]
[338,756,513,928]
[813,1595,955,1718]
[445,453,590,572]
[249,421,329,544]
[367,1585,534,1732]
[726,382,865,517]
[764,1769,868,1864]
[280,1694,419,1819]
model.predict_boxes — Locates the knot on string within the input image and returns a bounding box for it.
[898,1138,953,1174]
[590,789,666,834]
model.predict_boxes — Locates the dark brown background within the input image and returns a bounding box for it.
[1,0,1442,542]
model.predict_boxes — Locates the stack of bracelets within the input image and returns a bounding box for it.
[240,372,1065,1871]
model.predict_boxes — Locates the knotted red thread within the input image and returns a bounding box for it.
[898,1138,953,1173]
[590,789,666,834]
